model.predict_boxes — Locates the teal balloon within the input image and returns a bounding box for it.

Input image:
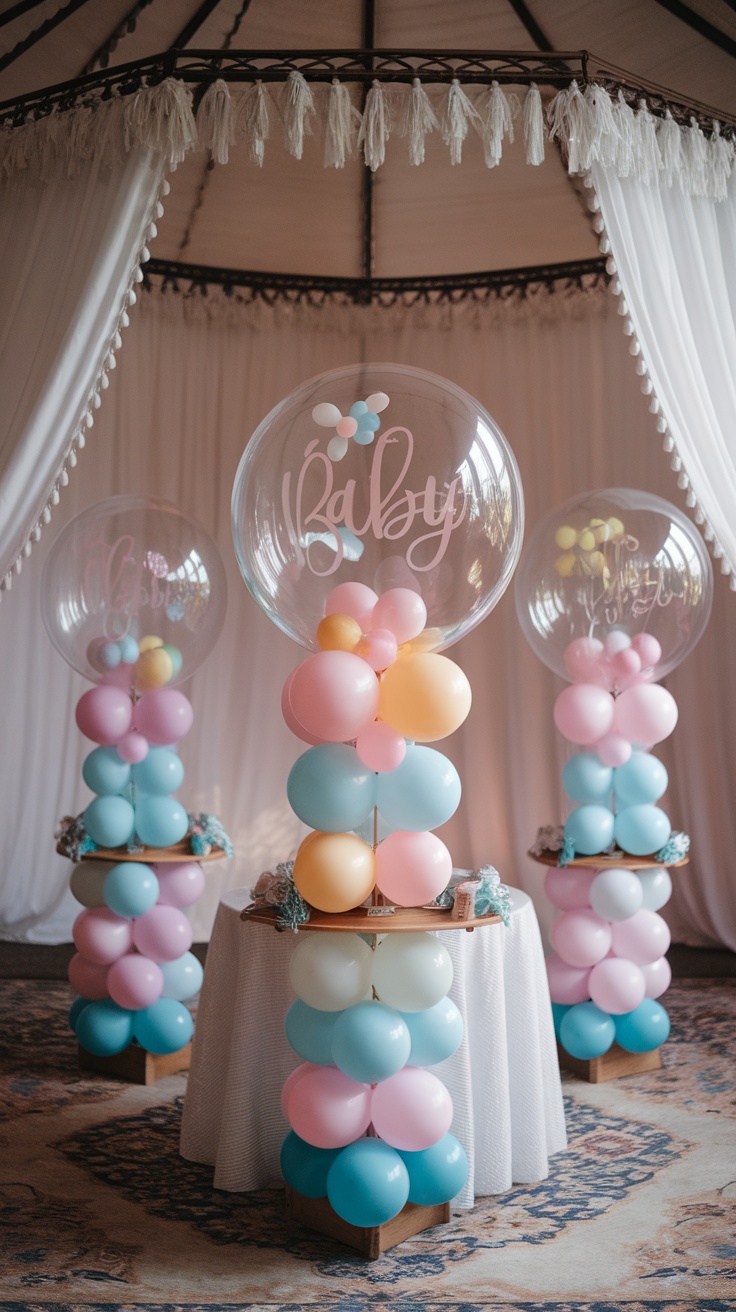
[119,634,139,664]
[280,1131,341,1198]
[559,1001,615,1060]
[162,644,183,678]
[614,804,671,856]
[564,804,615,856]
[349,401,369,418]
[399,1133,468,1205]
[133,998,193,1054]
[614,752,668,806]
[84,795,136,848]
[327,1138,409,1227]
[376,745,461,832]
[402,997,464,1066]
[561,752,613,805]
[76,999,134,1056]
[287,744,376,832]
[615,1000,670,1053]
[69,996,90,1032]
[103,862,159,918]
[284,999,342,1063]
[551,1002,572,1040]
[331,1002,411,1083]
[160,951,204,1001]
[82,746,131,796]
[132,746,185,796]
[134,796,188,848]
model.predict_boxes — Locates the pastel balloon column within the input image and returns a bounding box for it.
[514,489,713,1062]
[231,363,524,1230]
[41,496,226,1060]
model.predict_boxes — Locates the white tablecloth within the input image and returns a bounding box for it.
[180,886,567,1209]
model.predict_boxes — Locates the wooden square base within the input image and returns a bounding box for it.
[558,1040,662,1083]
[78,1041,191,1085]
[285,1185,451,1258]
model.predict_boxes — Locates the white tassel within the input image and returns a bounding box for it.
[124,78,196,165]
[523,83,545,165]
[634,99,662,184]
[613,90,637,177]
[196,78,232,165]
[546,81,590,174]
[442,79,482,166]
[708,122,734,203]
[359,81,392,171]
[479,81,515,168]
[583,84,619,167]
[235,81,272,166]
[324,80,360,168]
[684,117,708,195]
[284,70,316,160]
[401,78,439,166]
[657,109,682,187]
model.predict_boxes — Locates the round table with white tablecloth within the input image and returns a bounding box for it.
[180,884,567,1209]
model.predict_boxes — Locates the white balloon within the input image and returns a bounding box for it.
[69,860,108,908]
[589,867,644,922]
[640,955,672,999]
[638,867,672,911]
[372,932,453,1012]
[289,932,373,1012]
[312,402,343,427]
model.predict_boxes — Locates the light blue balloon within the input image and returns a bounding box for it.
[132,746,185,796]
[84,795,136,848]
[614,752,668,806]
[82,746,131,797]
[402,997,464,1066]
[133,998,193,1054]
[358,412,380,432]
[103,861,159,918]
[284,999,343,1063]
[327,1138,409,1227]
[349,400,369,418]
[69,995,90,1032]
[561,752,613,805]
[100,642,121,669]
[398,1133,468,1205]
[119,634,139,664]
[287,744,376,832]
[564,804,615,856]
[162,644,183,678]
[615,999,670,1053]
[134,796,188,848]
[551,1002,572,1040]
[280,1131,341,1198]
[76,999,134,1056]
[331,1001,411,1083]
[160,951,204,1001]
[614,804,671,856]
[559,1001,615,1060]
[376,745,461,832]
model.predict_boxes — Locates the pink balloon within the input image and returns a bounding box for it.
[372,588,428,644]
[595,732,632,767]
[553,683,614,745]
[355,721,406,772]
[287,651,380,743]
[371,1067,453,1150]
[68,951,110,1000]
[375,831,452,906]
[153,862,206,908]
[544,867,596,910]
[287,1065,372,1148]
[640,955,672,999]
[107,952,164,1010]
[545,953,591,1005]
[563,638,608,687]
[335,416,358,439]
[325,582,378,631]
[614,684,678,746]
[132,904,193,962]
[280,1062,320,1119]
[280,670,325,745]
[631,633,662,668]
[133,689,194,745]
[75,685,132,745]
[610,909,671,965]
[549,908,612,968]
[117,731,149,764]
[588,956,646,1014]
[72,906,133,965]
[612,648,642,681]
[355,628,399,672]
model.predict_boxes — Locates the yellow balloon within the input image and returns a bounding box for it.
[138,634,164,653]
[555,550,577,578]
[293,832,376,913]
[135,646,174,691]
[379,652,472,742]
[554,524,577,551]
[577,528,596,552]
[316,613,362,652]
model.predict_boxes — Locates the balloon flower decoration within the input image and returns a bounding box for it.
[42,496,229,1066]
[515,489,713,1066]
[232,363,523,1234]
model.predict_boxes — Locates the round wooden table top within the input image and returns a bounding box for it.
[529,848,689,870]
[241,903,502,933]
[68,839,228,864]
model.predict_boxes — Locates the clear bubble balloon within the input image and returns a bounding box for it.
[515,488,712,682]
[41,495,226,685]
[232,363,524,650]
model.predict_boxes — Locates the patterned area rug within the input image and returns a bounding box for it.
[0,978,734,1310]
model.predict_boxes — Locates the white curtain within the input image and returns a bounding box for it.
[1,290,733,950]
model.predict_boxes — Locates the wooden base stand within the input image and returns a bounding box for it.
[557,1040,661,1083]
[78,1041,191,1085]
[285,1186,451,1258]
